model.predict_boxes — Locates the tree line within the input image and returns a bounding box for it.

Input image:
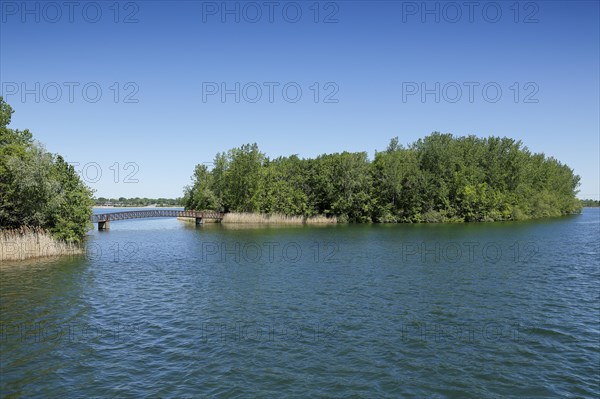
[580,199,599,207]
[0,98,94,242]
[94,197,183,207]
[183,135,581,222]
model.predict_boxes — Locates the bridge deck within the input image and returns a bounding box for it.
[91,210,224,223]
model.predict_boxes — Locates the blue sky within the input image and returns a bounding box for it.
[1,1,598,199]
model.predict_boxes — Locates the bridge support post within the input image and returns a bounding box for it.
[195,217,203,225]
[98,220,110,230]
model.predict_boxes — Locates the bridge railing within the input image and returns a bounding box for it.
[91,210,224,223]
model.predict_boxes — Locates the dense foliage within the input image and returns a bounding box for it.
[184,135,581,223]
[0,98,94,242]
[94,197,183,207]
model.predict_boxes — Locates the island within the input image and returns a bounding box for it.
[183,138,582,224]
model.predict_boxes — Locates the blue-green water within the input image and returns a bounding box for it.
[1,208,599,398]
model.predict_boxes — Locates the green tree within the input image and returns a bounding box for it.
[48,156,94,241]
[0,97,94,242]
[183,164,219,210]
[220,143,265,212]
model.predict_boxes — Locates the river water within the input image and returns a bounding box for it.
[1,208,598,398]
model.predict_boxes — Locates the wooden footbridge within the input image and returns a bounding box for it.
[91,210,224,230]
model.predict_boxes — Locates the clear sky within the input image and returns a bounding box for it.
[1,1,598,200]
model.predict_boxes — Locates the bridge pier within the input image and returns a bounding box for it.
[98,220,110,230]
[195,217,203,225]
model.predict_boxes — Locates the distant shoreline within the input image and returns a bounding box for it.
[93,205,183,209]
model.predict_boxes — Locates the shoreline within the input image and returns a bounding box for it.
[222,213,338,225]
[177,212,337,225]
[0,228,83,262]
[178,210,584,225]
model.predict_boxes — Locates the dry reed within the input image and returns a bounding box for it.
[221,213,337,225]
[0,227,82,261]
[177,217,220,224]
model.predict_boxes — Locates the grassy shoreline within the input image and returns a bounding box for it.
[223,213,337,224]
[179,212,337,225]
[0,227,83,261]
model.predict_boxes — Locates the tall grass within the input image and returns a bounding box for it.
[221,212,337,225]
[0,227,82,261]
[176,217,220,224]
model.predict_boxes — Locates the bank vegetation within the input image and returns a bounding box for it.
[183,135,581,223]
[0,98,94,260]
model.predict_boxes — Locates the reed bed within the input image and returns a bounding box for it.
[0,227,82,261]
[177,217,219,224]
[304,215,338,224]
[221,213,337,225]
